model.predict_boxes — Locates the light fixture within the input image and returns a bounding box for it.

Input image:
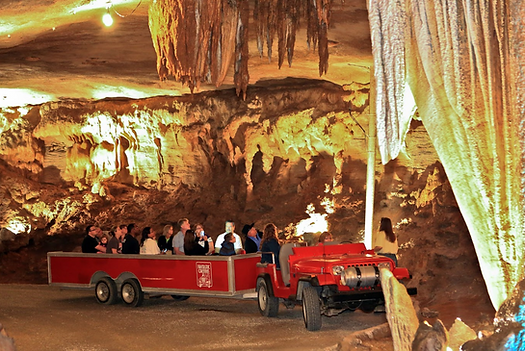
[102,9,113,27]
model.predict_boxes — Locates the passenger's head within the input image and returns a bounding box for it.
[379,217,395,242]
[177,218,190,232]
[163,224,173,237]
[261,223,279,247]
[100,234,109,245]
[195,223,204,235]
[224,233,235,243]
[127,223,136,235]
[319,232,333,244]
[184,230,195,248]
[140,227,154,245]
[242,223,257,237]
[225,220,235,234]
[118,224,128,235]
[87,225,101,238]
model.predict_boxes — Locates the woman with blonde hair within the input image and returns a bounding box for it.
[157,224,173,253]
[260,223,281,268]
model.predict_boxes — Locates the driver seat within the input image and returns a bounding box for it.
[279,243,295,286]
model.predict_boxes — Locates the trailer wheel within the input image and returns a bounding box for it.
[257,277,279,317]
[95,277,118,305]
[121,278,143,307]
[171,295,190,301]
[302,286,322,331]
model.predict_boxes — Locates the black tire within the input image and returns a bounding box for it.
[360,301,377,314]
[302,286,322,331]
[171,295,190,301]
[95,277,118,305]
[257,277,279,317]
[120,278,144,307]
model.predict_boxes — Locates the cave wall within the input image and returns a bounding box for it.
[0,78,491,309]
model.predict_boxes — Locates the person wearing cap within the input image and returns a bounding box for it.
[243,223,262,254]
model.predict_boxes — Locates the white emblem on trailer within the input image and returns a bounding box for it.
[196,262,213,288]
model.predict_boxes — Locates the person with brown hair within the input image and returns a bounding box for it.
[106,224,127,254]
[184,230,209,255]
[373,217,398,265]
[260,223,281,268]
[318,231,333,245]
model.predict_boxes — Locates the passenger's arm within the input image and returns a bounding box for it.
[174,247,184,255]
[234,235,243,254]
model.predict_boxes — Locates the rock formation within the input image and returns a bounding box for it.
[369,0,525,309]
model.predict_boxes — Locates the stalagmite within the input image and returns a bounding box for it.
[368,0,525,309]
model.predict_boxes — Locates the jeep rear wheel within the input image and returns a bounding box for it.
[257,277,279,317]
[302,286,322,331]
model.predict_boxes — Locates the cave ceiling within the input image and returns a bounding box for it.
[0,0,373,106]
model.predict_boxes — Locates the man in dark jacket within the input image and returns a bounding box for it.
[121,223,140,254]
[81,225,106,253]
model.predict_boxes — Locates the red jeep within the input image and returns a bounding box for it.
[256,242,416,331]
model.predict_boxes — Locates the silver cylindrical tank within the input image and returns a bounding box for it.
[340,266,380,288]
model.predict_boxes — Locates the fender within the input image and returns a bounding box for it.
[296,276,320,301]
[257,273,276,297]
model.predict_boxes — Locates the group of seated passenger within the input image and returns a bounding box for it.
[80,219,285,264]
[81,223,143,254]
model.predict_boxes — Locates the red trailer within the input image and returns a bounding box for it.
[47,252,261,307]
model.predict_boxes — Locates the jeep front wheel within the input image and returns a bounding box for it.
[302,286,322,331]
[257,277,279,317]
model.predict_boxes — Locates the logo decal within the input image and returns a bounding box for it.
[196,262,213,288]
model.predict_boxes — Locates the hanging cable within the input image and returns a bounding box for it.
[111,0,143,18]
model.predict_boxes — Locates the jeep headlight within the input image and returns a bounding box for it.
[332,265,345,275]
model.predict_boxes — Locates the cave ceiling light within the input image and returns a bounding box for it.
[148,0,332,98]
[368,0,525,309]
[102,9,114,26]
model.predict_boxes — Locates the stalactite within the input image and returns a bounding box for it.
[315,0,331,76]
[148,0,332,95]
[276,0,286,68]
[285,0,300,68]
[234,0,250,99]
[306,0,319,51]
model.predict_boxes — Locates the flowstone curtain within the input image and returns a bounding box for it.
[368,0,525,309]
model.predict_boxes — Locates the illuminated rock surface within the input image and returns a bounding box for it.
[380,268,419,351]
[369,0,525,309]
